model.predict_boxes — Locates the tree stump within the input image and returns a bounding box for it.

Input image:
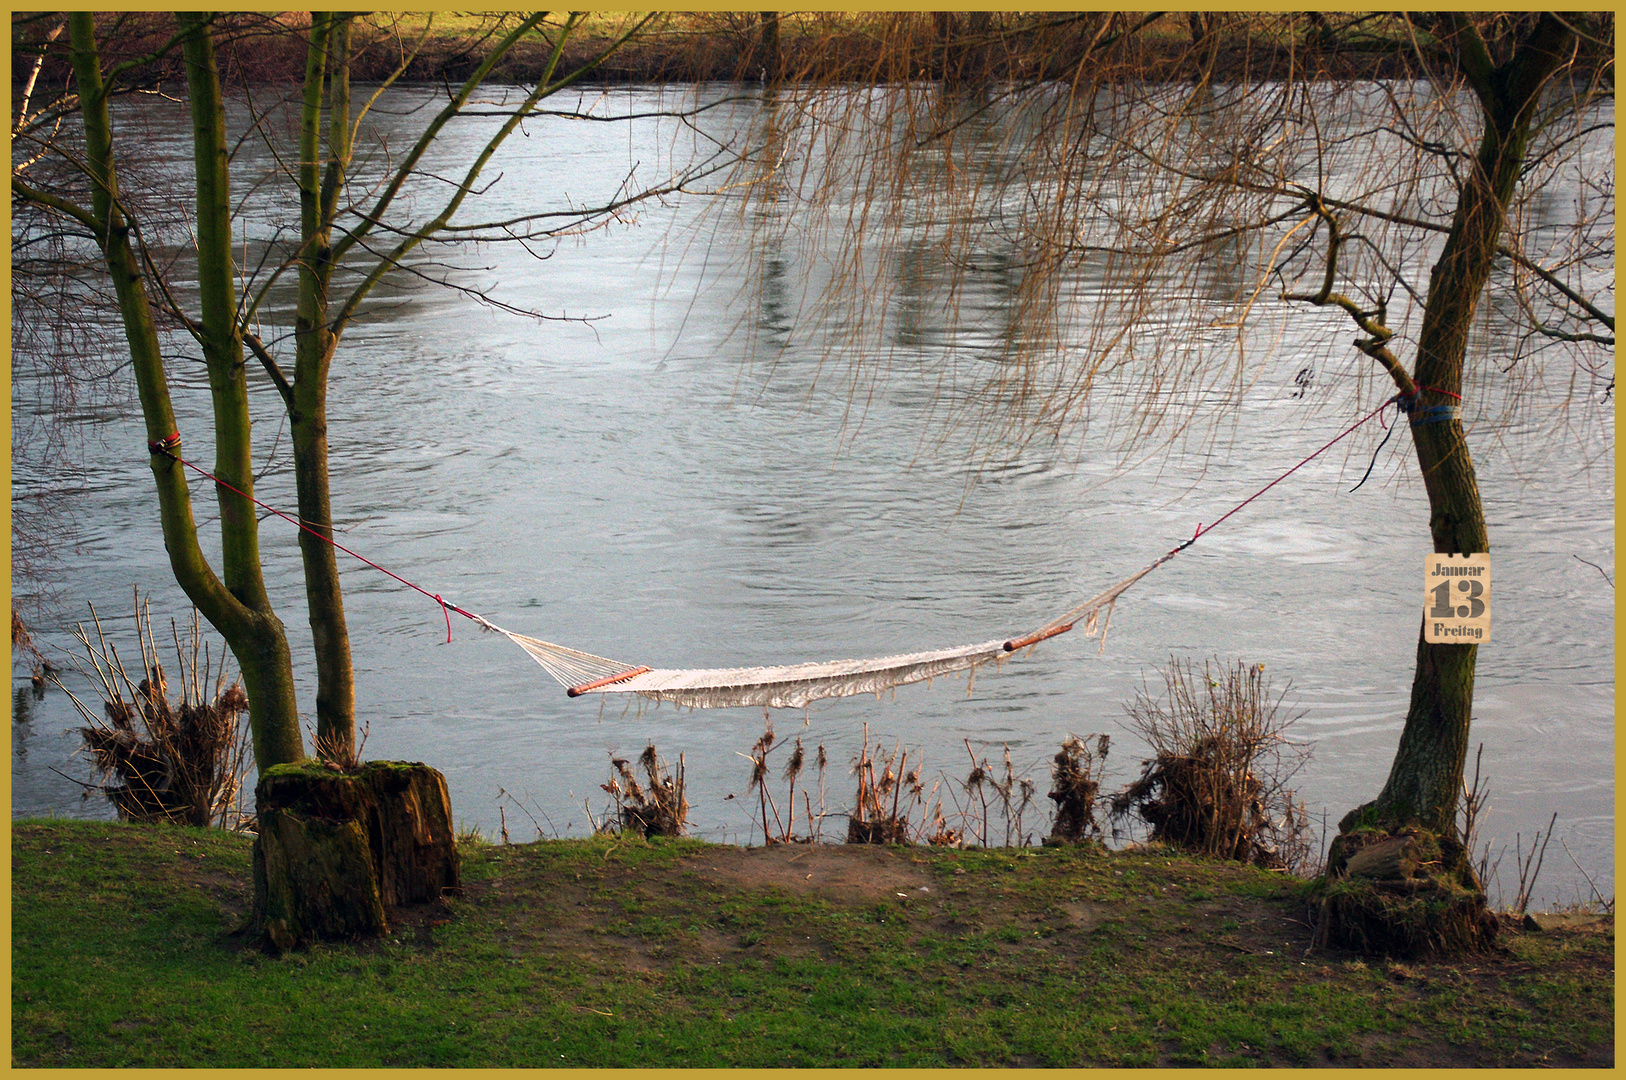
[1317,825,1497,957]
[251,760,460,953]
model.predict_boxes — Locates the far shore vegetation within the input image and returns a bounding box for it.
[13,11,1564,90]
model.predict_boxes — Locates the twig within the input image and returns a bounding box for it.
[48,765,101,793]
[1513,812,1558,915]
[1573,554,1613,587]
[497,786,546,838]
[1558,837,1612,914]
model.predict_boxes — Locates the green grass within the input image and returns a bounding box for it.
[11,819,1614,1068]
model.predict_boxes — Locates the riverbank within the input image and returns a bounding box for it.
[12,818,1613,1067]
[16,12,1474,91]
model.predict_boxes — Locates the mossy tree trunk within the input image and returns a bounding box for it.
[55,13,307,770]
[1319,16,1576,955]
[292,13,358,761]
[252,761,460,953]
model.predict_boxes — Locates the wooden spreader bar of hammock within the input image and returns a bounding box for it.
[566,666,652,697]
[1003,623,1074,652]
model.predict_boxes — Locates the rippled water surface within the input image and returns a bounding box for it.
[12,85,1613,907]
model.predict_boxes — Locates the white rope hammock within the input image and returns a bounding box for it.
[457,548,1179,711]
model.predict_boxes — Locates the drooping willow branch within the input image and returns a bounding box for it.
[1280,197,1418,399]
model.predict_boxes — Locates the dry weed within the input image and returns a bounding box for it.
[955,740,1039,848]
[601,744,688,838]
[52,591,251,829]
[1047,733,1111,844]
[847,724,920,845]
[738,720,829,844]
[1111,657,1313,872]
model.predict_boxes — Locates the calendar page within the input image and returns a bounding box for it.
[1424,553,1490,644]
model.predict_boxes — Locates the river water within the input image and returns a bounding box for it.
[11,84,1613,907]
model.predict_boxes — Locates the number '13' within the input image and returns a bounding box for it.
[1429,578,1485,619]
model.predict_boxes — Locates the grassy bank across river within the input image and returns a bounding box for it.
[10,818,1613,1068]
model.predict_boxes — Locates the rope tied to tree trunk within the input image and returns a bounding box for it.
[1392,384,1462,415]
[1408,405,1462,426]
[1351,385,1464,489]
[146,432,182,455]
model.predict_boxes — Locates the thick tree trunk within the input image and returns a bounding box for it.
[1362,396,1488,835]
[1320,16,1576,957]
[1342,14,1573,842]
[251,761,461,953]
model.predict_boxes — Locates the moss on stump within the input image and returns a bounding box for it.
[250,760,460,953]
[1314,825,1497,958]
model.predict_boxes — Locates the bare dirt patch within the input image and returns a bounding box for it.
[1061,900,1112,930]
[687,842,934,902]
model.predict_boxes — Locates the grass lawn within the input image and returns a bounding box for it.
[10,818,1613,1068]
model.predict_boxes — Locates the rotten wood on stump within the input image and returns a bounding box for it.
[251,760,460,953]
[1343,834,1422,880]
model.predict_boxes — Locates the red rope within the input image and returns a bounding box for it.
[148,437,472,643]
[1175,394,1399,552]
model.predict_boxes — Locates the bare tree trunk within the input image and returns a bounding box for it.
[965,11,991,84]
[758,11,780,85]
[1187,12,1211,48]
[68,13,305,769]
[932,11,957,84]
[292,357,353,760]
[294,14,357,762]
